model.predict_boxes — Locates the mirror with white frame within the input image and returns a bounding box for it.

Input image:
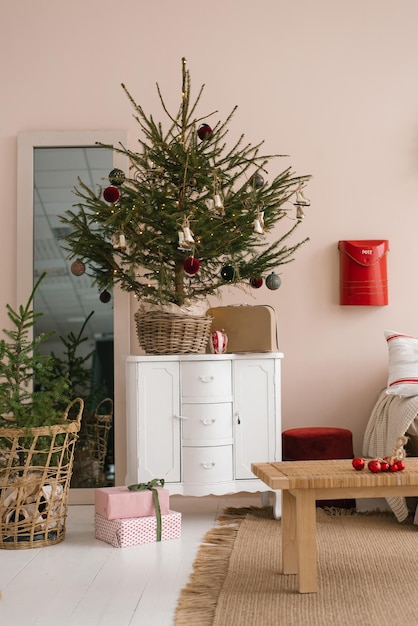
[17,130,130,504]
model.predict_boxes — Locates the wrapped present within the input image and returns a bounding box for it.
[94,510,181,547]
[95,482,169,521]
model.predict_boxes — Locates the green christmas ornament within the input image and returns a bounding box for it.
[108,168,126,186]
[221,265,235,282]
[266,272,281,290]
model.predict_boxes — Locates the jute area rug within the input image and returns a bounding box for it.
[174,506,418,626]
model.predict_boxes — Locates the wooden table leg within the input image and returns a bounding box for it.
[281,489,297,574]
[295,489,317,593]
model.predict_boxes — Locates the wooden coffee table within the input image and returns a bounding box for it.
[252,458,418,593]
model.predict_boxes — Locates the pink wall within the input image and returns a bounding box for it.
[3,1,418,456]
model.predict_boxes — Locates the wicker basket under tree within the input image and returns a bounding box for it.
[0,274,83,549]
[71,398,113,488]
[60,59,311,355]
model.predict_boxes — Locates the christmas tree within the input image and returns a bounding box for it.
[61,58,311,309]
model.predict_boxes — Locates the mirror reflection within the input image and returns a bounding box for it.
[33,146,115,488]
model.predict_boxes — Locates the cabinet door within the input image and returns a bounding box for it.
[233,359,279,479]
[128,361,181,483]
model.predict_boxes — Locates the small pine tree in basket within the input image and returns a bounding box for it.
[0,275,84,549]
[0,273,70,429]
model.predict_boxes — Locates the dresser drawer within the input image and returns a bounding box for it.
[182,403,233,443]
[181,360,232,398]
[182,445,233,483]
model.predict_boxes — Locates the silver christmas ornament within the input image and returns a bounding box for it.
[266,272,281,290]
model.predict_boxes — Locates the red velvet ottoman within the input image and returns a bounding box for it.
[281,427,355,509]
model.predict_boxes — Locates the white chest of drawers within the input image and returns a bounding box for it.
[125,353,283,496]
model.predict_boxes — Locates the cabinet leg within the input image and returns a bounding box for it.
[261,491,270,507]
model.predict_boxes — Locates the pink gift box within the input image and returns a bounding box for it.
[94,511,181,547]
[95,486,170,520]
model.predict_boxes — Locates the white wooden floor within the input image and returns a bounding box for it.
[0,493,264,626]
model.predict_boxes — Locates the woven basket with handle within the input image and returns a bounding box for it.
[0,398,83,549]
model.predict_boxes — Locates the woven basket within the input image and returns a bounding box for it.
[134,310,213,355]
[72,398,113,488]
[0,398,83,549]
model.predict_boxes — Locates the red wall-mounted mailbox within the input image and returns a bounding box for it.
[338,240,389,306]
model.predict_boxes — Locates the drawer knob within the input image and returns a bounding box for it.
[200,418,216,426]
[201,462,215,469]
[199,375,214,383]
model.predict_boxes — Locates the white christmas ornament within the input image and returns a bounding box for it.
[210,330,228,354]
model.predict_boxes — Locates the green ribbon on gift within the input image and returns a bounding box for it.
[127,478,165,541]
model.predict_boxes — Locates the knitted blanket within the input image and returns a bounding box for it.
[362,389,418,522]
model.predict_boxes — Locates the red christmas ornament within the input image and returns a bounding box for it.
[103,185,120,203]
[99,290,111,303]
[197,123,212,140]
[395,460,406,471]
[70,259,86,276]
[380,460,390,472]
[183,257,200,275]
[250,277,263,289]
[367,459,381,473]
[352,457,365,471]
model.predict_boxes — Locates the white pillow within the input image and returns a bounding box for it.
[385,330,418,396]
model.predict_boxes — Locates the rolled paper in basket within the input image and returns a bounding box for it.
[127,479,165,541]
